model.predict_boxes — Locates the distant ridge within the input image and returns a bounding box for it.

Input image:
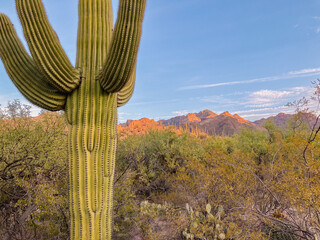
[122,109,262,136]
[118,110,320,137]
[159,109,217,126]
[27,110,320,137]
[184,110,261,136]
[254,112,319,129]
[118,118,165,137]
[254,113,294,128]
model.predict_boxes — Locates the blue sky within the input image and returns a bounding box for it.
[1,0,320,122]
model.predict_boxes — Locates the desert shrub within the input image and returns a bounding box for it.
[115,124,320,239]
[1,103,319,239]
[0,101,69,240]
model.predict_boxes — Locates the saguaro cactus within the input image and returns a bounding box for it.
[0,0,146,239]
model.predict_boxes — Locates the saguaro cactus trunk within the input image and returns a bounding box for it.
[0,0,146,239]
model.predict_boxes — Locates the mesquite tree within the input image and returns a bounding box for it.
[0,0,146,239]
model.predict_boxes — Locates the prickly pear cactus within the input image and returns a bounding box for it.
[0,0,146,239]
[183,204,226,240]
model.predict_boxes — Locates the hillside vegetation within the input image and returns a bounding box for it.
[0,101,319,240]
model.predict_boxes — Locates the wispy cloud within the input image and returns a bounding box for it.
[251,89,292,98]
[118,112,143,123]
[289,68,320,75]
[235,106,291,115]
[241,110,295,120]
[247,87,311,107]
[312,17,320,34]
[196,86,314,120]
[248,89,293,106]
[172,110,189,116]
[238,86,316,120]
[197,87,312,111]
[180,67,320,90]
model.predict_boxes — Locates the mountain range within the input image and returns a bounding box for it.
[119,109,316,137]
[159,110,260,136]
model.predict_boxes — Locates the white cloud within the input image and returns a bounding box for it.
[312,17,320,34]
[248,90,292,105]
[118,112,132,116]
[156,115,179,121]
[197,86,312,114]
[247,87,311,108]
[237,86,316,120]
[235,106,291,115]
[251,89,292,98]
[235,105,299,120]
[242,110,296,120]
[172,110,189,116]
[289,68,320,75]
[196,86,314,120]
[118,112,143,123]
[180,67,320,90]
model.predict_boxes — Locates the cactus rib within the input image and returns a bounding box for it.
[0,14,66,111]
[97,0,146,93]
[117,67,136,107]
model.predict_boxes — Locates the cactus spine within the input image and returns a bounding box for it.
[0,0,146,239]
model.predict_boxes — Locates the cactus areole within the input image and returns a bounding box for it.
[0,0,147,239]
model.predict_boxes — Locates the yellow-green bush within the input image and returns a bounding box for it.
[1,103,319,239]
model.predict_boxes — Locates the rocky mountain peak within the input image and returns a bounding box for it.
[196,109,217,120]
[233,114,250,124]
[220,111,233,117]
[186,113,201,122]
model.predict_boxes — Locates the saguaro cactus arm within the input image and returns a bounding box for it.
[0,14,67,111]
[0,0,147,238]
[117,67,136,107]
[16,0,80,93]
[97,0,146,93]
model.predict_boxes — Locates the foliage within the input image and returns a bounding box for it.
[1,101,320,239]
[0,100,68,240]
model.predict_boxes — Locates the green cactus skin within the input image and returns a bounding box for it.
[0,15,66,111]
[0,0,146,239]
